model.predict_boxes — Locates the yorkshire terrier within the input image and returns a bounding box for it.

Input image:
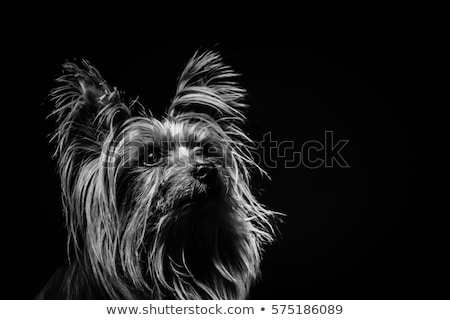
[39,51,279,299]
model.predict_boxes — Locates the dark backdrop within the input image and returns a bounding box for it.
[5,22,448,299]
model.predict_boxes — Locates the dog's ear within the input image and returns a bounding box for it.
[50,60,131,159]
[167,51,248,138]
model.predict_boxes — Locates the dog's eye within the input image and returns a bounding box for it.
[144,148,161,166]
[200,142,220,158]
[193,145,203,157]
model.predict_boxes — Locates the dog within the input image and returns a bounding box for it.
[38,51,279,299]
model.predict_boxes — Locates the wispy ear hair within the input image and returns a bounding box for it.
[167,51,248,139]
[50,60,132,159]
[48,61,133,263]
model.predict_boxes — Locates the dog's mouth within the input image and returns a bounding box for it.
[177,179,223,211]
[193,186,221,205]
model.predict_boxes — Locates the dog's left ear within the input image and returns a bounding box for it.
[167,51,248,136]
[50,60,131,159]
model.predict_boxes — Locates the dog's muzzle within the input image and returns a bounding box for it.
[192,163,221,199]
[193,163,216,183]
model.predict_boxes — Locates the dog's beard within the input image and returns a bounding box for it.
[115,147,264,299]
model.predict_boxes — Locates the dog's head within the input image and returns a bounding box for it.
[50,51,278,299]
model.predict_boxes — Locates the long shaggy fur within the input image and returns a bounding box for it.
[40,51,279,299]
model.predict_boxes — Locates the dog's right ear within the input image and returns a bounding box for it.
[50,60,131,160]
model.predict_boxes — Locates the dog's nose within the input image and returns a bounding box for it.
[193,164,216,183]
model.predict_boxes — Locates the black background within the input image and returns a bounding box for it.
[5,21,448,299]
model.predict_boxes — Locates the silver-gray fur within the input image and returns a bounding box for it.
[41,51,279,299]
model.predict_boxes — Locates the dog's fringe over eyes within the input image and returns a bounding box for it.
[41,51,281,299]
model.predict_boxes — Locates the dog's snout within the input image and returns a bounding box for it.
[193,164,216,183]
